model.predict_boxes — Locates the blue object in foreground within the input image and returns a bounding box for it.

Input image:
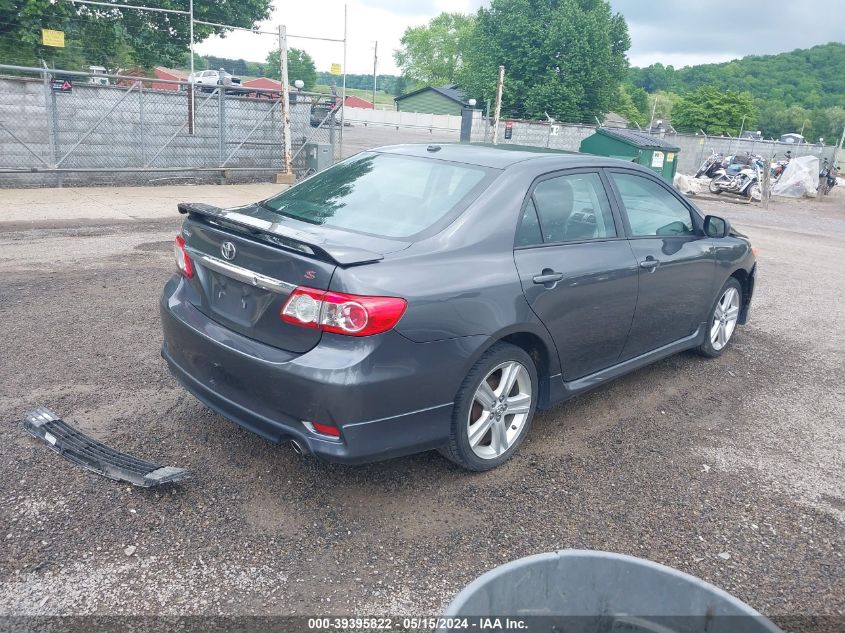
[441,550,782,633]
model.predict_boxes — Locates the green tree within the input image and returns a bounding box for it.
[811,106,845,143]
[393,75,409,96]
[0,0,274,69]
[628,85,650,120]
[266,48,317,90]
[458,0,630,121]
[756,103,811,139]
[628,42,845,137]
[314,72,408,95]
[649,90,681,125]
[394,12,475,85]
[671,86,756,135]
[612,85,646,126]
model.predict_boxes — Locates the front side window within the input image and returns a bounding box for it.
[610,172,695,237]
[260,152,492,238]
[530,172,616,244]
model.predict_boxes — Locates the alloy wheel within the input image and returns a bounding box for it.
[467,361,532,460]
[711,287,740,351]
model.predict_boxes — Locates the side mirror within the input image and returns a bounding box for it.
[704,215,731,238]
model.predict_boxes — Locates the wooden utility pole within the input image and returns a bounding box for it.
[187,0,194,134]
[372,41,378,109]
[648,97,658,133]
[761,153,774,210]
[835,124,845,167]
[276,24,295,184]
[492,65,504,144]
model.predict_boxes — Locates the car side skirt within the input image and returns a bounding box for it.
[544,323,708,407]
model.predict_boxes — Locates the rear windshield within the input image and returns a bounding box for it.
[260,152,492,238]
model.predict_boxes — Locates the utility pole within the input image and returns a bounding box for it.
[648,97,658,133]
[188,0,194,80]
[340,3,347,156]
[277,24,294,183]
[372,40,378,110]
[188,0,194,134]
[835,123,845,166]
[492,65,504,145]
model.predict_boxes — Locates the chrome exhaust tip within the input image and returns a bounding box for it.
[290,440,305,456]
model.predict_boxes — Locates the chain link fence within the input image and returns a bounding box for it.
[0,65,342,187]
[469,114,838,175]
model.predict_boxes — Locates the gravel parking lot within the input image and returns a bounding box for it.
[0,184,842,624]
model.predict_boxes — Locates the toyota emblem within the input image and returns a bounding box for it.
[221,241,237,261]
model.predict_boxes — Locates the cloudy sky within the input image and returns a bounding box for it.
[194,0,845,75]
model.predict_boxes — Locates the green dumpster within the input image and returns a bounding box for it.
[580,127,680,183]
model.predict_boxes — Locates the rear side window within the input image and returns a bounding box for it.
[260,152,492,238]
[529,172,616,244]
[609,172,695,237]
[516,199,543,247]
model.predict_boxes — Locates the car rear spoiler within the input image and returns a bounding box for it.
[177,202,384,266]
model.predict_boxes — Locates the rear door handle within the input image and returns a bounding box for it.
[533,271,564,284]
[639,258,660,270]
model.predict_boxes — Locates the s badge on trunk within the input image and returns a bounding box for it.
[221,241,237,261]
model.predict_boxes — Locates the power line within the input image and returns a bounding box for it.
[66,0,189,15]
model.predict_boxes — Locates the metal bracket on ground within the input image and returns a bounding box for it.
[23,407,189,488]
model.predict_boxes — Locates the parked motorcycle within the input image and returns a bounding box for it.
[770,150,791,182]
[695,151,725,178]
[709,154,763,201]
[817,158,840,196]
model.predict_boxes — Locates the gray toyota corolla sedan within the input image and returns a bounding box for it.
[161,144,756,471]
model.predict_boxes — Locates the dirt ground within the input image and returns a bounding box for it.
[0,185,843,625]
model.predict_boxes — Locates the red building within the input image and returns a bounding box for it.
[241,77,284,91]
[152,67,187,91]
[343,95,374,109]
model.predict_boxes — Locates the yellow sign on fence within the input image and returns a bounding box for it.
[330,63,342,76]
[42,29,65,47]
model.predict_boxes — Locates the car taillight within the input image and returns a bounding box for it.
[281,287,407,336]
[174,235,194,278]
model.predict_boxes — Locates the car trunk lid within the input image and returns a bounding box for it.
[178,202,406,354]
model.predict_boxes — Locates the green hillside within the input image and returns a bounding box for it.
[628,42,845,140]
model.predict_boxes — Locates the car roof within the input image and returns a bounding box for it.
[373,143,637,170]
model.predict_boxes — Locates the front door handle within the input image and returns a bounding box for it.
[639,258,660,270]
[533,270,564,285]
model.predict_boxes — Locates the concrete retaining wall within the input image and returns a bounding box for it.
[0,75,307,187]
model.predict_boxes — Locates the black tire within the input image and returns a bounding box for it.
[696,277,743,358]
[440,342,538,471]
[709,178,723,194]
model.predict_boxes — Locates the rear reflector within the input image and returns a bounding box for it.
[310,422,341,438]
[281,286,407,336]
[174,235,194,278]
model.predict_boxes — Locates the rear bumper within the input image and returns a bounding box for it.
[160,276,484,464]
